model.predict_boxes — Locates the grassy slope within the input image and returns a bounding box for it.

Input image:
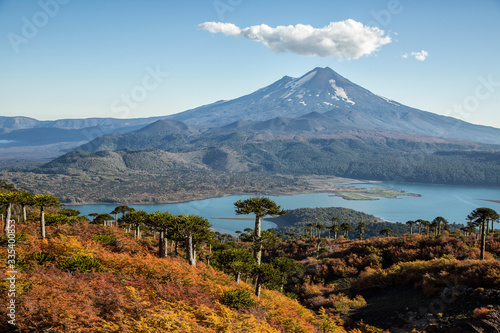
[0,218,344,333]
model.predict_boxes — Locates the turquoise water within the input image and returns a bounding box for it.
[66,183,500,234]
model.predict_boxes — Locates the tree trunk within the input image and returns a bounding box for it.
[158,230,164,258]
[235,272,240,284]
[135,224,141,239]
[254,215,262,265]
[40,207,46,239]
[163,235,168,257]
[186,233,196,266]
[22,205,27,223]
[255,275,262,297]
[5,203,12,233]
[174,241,179,256]
[480,218,487,260]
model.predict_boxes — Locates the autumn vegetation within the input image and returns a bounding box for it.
[1,183,499,332]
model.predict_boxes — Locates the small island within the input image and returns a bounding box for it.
[330,186,421,201]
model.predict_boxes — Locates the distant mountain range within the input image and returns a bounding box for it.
[0,116,165,147]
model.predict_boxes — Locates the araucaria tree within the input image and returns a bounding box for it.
[122,210,148,239]
[340,222,353,239]
[234,197,286,265]
[33,194,60,239]
[406,220,416,235]
[432,216,448,236]
[17,192,35,223]
[380,228,396,237]
[0,192,17,234]
[111,205,135,223]
[147,211,174,258]
[356,220,366,240]
[329,217,339,239]
[468,208,499,260]
[173,214,212,267]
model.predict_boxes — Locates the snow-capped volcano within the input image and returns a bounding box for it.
[169,67,500,144]
[170,67,402,127]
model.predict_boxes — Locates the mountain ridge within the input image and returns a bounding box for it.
[166,67,500,144]
[2,67,500,145]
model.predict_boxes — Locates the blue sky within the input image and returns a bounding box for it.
[1,0,499,128]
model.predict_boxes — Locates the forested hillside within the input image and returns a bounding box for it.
[2,131,500,203]
[270,207,463,239]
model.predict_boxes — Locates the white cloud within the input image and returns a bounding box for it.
[198,20,392,60]
[197,22,242,36]
[402,50,429,61]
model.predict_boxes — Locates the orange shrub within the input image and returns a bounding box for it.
[473,307,491,319]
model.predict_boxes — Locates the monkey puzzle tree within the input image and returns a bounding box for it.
[234,197,285,265]
[380,228,396,237]
[122,210,148,239]
[406,220,416,235]
[111,204,134,222]
[147,211,175,258]
[88,213,98,223]
[0,192,17,234]
[17,192,35,223]
[33,194,60,239]
[329,224,341,240]
[316,223,324,238]
[306,223,315,240]
[340,222,353,239]
[356,220,366,240]
[172,214,212,267]
[329,217,339,239]
[418,219,431,236]
[460,222,476,236]
[93,213,113,226]
[468,207,499,260]
[432,216,448,236]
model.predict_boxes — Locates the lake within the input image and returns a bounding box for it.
[65,182,500,235]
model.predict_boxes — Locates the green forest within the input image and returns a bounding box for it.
[2,133,500,204]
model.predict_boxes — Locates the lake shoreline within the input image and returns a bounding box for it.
[65,183,500,234]
[60,176,396,206]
